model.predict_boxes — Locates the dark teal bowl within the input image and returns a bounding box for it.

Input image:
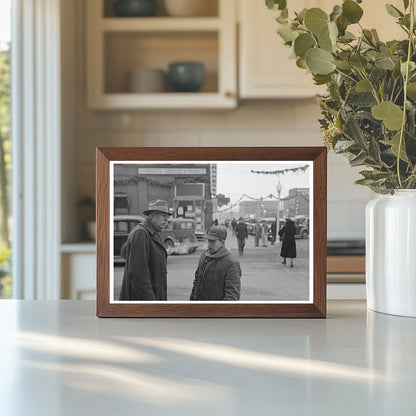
[168,62,205,92]
[114,0,157,17]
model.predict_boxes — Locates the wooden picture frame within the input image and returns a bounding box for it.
[96,147,327,317]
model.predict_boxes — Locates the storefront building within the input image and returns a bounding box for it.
[113,163,215,236]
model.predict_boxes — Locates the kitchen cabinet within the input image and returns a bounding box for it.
[61,244,96,300]
[238,0,325,99]
[238,0,404,99]
[86,0,237,109]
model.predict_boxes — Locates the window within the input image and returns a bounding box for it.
[0,0,11,298]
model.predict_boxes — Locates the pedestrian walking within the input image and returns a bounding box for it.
[190,226,241,301]
[260,220,268,247]
[119,199,172,301]
[278,218,297,267]
[254,221,261,247]
[231,217,237,236]
[270,219,277,245]
[235,217,248,255]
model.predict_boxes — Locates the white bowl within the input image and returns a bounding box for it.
[164,0,217,17]
[128,68,167,93]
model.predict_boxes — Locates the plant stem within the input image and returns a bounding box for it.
[397,0,415,188]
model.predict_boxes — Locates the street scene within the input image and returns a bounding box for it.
[111,161,312,302]
[113,232,310,301]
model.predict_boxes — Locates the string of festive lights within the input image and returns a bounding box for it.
[216,193,279,213]
[250,165,309,175]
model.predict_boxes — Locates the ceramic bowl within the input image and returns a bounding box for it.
[164,0,217,17]
[128,68,167,93]
[168,61,205,92]
[114,0,158,17]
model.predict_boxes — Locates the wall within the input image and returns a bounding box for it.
[61,0,375,243]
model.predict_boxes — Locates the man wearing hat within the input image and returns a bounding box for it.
[190,226,241,301]
[119,199,172,301]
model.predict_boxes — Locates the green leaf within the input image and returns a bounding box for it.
[375,56,395,70]
[371,29,380,43]
[350,152,368,167]
[355,178,378,186]
[296,57,308,69]
[372,101,404,131]
[313,74,332,85]
[385,4,404,18]
[296,8,307,23]
[336,15,348,36]
[350,54,368,70]
[339,31,356,43]
[342,0,364,24]
[407,82,416,99]
[328,21,338,45]
[334,140,355,151]
[266,0,287,11]
[294,33,316,58]
[280,8,288,19]
[330,5,342,22]
[356,79,372,92]
[333,60,352,70]
[363,29,376,46]
[304,8,329,35]
[360,170,391,180]
[305,48,336,75]
[318,27,334,52]
[401,61,416,76]
[343,114,367,147]
[389,132,409,162]
[277,23,298,43]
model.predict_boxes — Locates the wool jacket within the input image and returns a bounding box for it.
[190,246,241,301]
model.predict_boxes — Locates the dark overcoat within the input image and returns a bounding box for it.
[119,218,168,301]
[235,222,248,239]
[190,247,241,301]
[278,221,297,258]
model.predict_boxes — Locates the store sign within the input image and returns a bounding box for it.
[138,168,207,175]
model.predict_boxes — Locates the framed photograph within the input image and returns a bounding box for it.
[96,147,327,318]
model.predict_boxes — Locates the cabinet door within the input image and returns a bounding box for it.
[239,0,325,99]
[239,0,404,99]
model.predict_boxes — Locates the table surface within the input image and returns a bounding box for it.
[0,300,415,416]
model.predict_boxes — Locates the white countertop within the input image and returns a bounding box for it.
[0,300,415,415]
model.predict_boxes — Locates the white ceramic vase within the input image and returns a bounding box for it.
[366,190,416,317]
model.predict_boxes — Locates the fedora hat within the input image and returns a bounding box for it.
[143,199,173,216]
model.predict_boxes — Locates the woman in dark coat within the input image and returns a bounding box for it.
[278,218,297,267]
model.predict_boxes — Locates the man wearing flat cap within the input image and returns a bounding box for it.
[190,226,241,301]
[119,199,172,301]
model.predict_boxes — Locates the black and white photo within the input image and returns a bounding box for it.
[110,161,313,303]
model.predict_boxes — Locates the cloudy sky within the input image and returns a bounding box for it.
[216,162,311,206]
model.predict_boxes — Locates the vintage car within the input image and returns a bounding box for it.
[160,218,199,255]
[113,215,198,264]
[274,218,309,241]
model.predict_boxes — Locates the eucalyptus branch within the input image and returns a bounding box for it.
[397,0,415,188]
[358,69,381,105]
[334,68,358,84]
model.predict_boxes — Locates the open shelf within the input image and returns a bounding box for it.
[86,0,236,109]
